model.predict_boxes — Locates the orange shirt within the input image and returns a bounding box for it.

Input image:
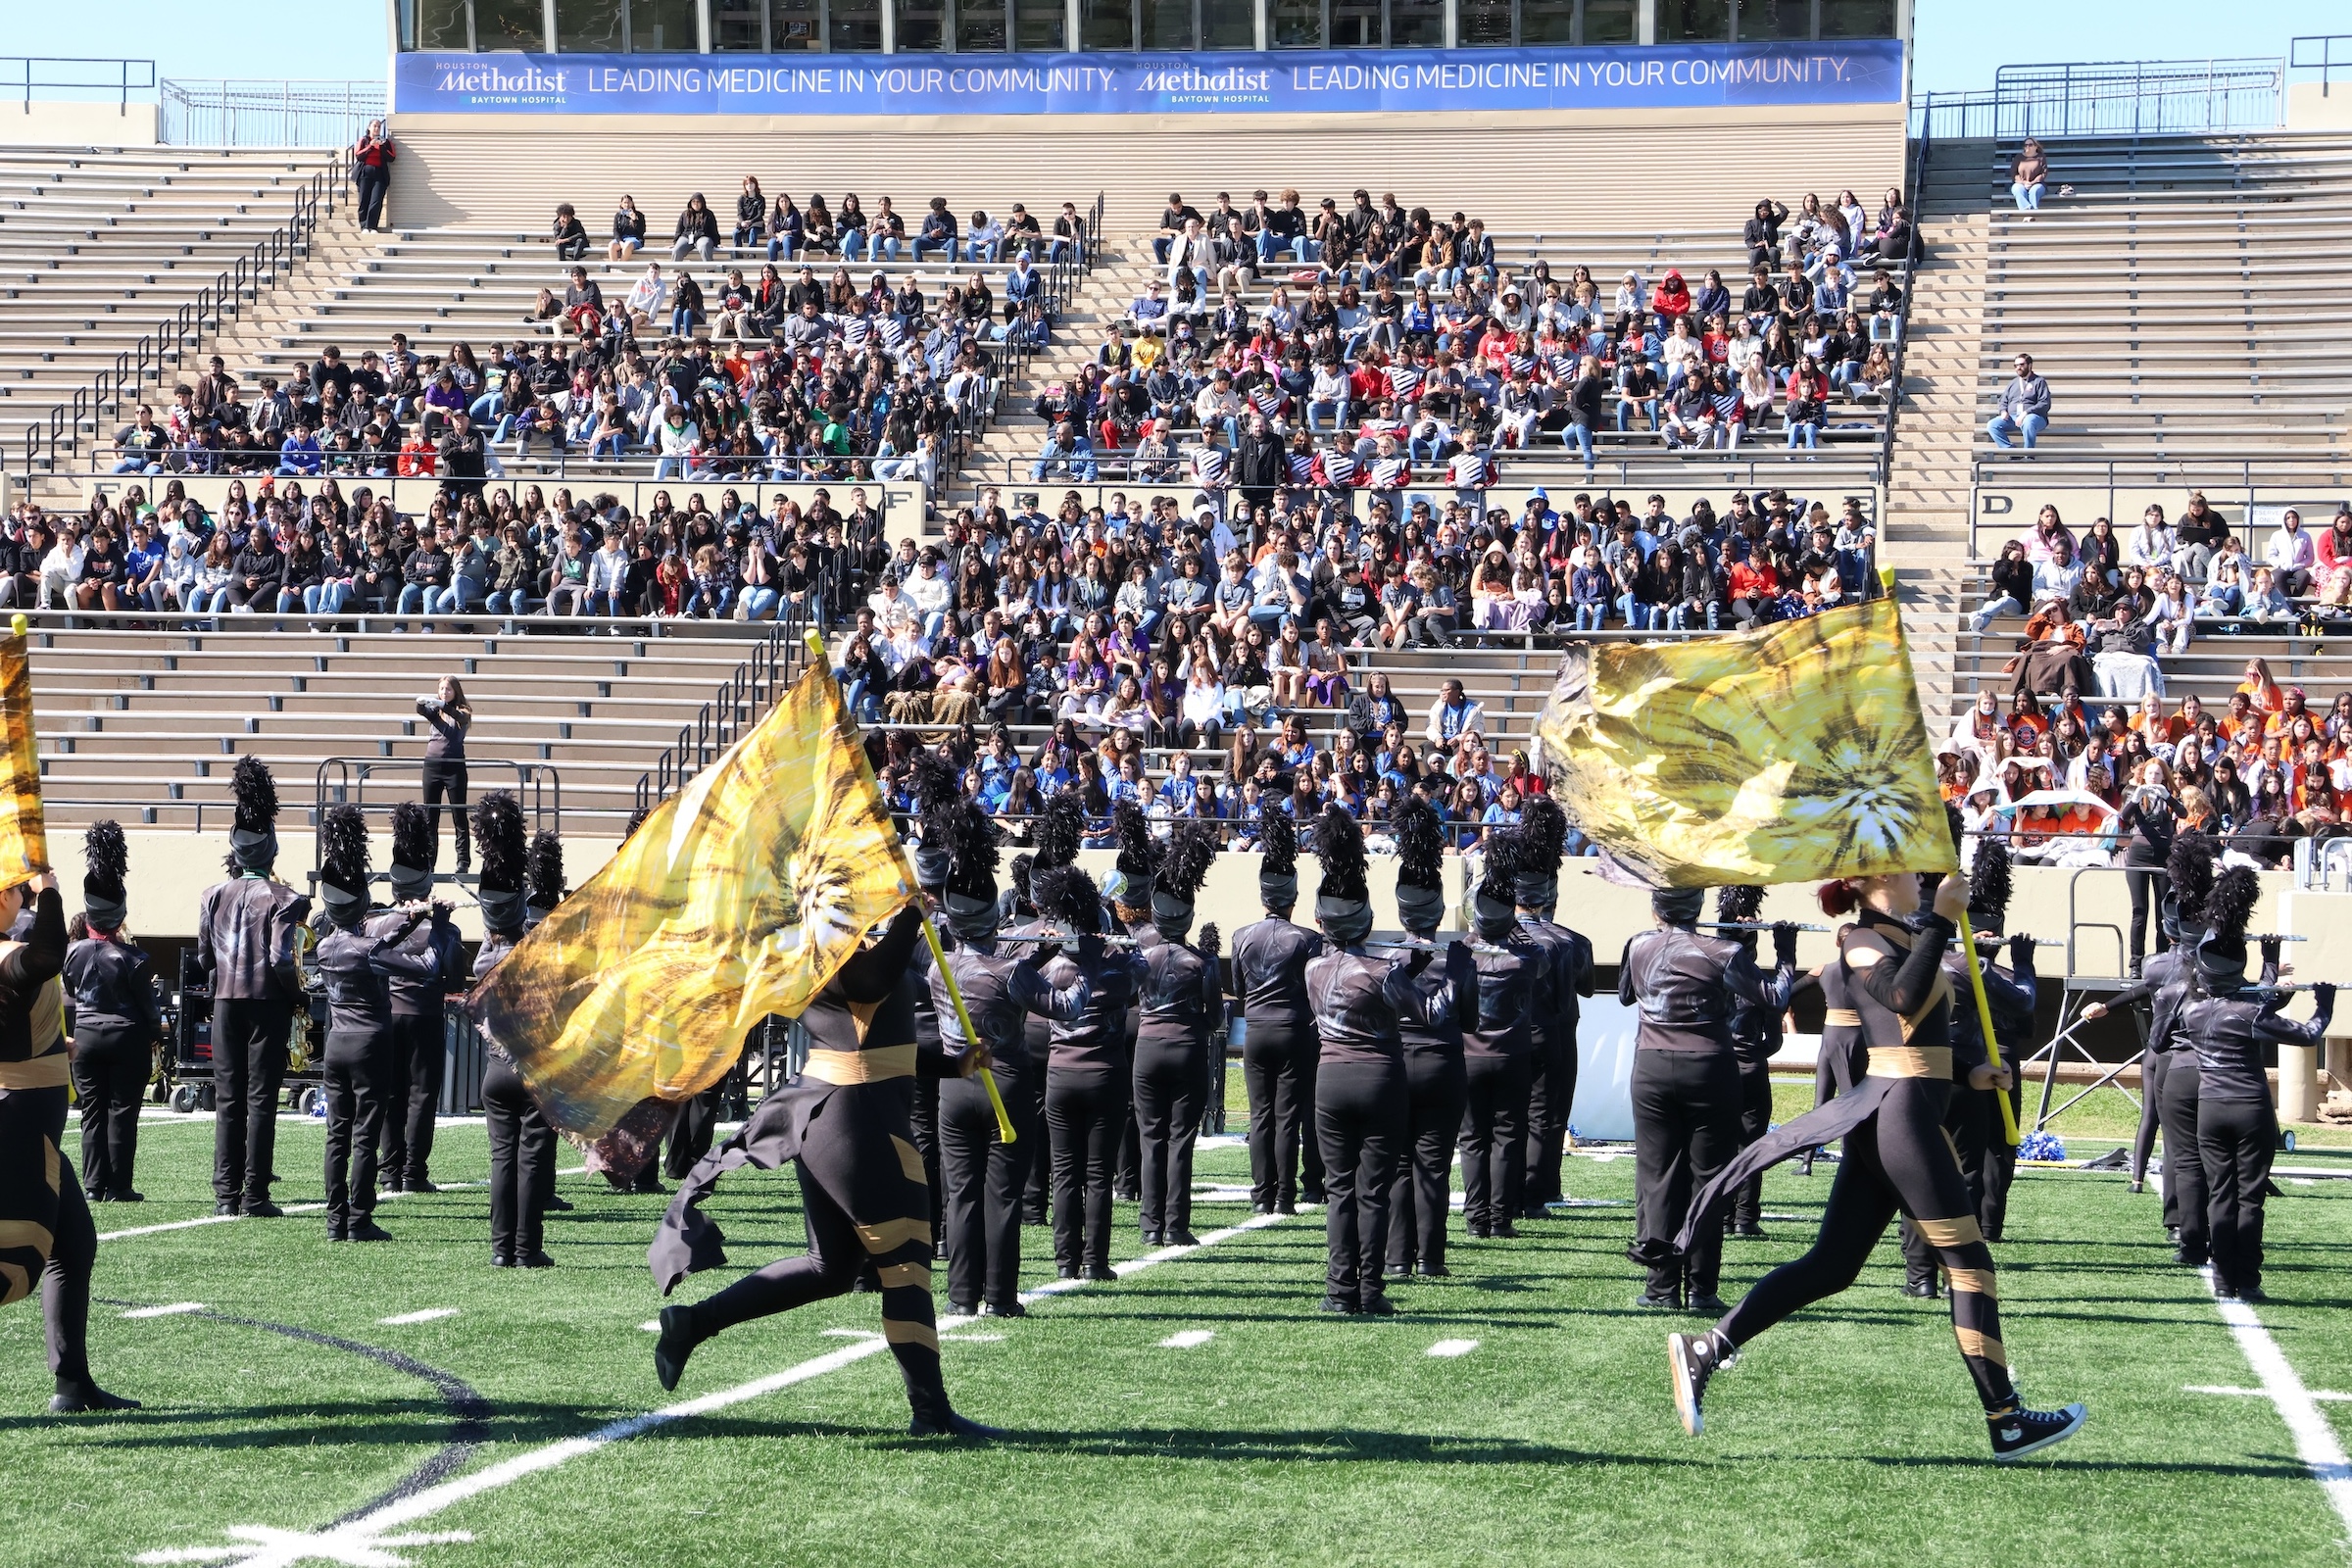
[2131,712,2188,746]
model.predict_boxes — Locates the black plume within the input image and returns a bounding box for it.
[1477,825,1525,902]
[1312,804,1368,904]
[1009,852,1036,907]
[1715,885,1765,925]
[1943,801,1967,861]
[1112,799,1154,880]
[1035,790,1085,870]
[1521,795,1567,872]
[1396,796,1444,892]
[81,820,127,897]
[1032,863,1102,931]
[529,831,565,907]
[1258,802,1297,876]
[319,805,369,883]
[391,800,434,869]
[2167,831,2220,928]
[1157,819,1216,901]
[2205,865,2259,942]
[908,746,961,816]
[475,793,527,892]
[232,755,277,832]
[1198,921,1220,959]
[625,805,652,839]
[943,798,1001,900]
[1968,839,2013,925]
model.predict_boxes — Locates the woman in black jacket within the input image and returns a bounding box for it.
[609,195,648,261]
[732,176,766,249]
[672,193,718,263]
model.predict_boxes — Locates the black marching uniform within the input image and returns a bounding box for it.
[2112,944,2207,1250]
[1723,931,1782,1238]
[1039,936,1151,1277]
[1229,913,1326,1212]
[1622,910,1795,1305]
[1457,935,1544,1237]
[1387,940,1475,1277]
[1307,945,1450,1312]
[1133,932,1219,1246]
[373,903,463,1191]
[475,928,558,1265]
[654,906,987,1433]
[315,910,436,1238]
[1517,910,1594,1214]
[195,871,312,1212]
[64,931,160,1201]
[933,933,1088,1312]
[2180,979,2332,1300]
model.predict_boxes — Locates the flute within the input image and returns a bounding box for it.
[989,931,1143,948]
[1692,920,1832,934]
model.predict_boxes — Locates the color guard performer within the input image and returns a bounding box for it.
[1513,800,1593,1217]
[473,794,558,1266]
[1132,822,1221,1249]
[1668,870,2087,1461]
[1036,853,1151,1282]
[373,803,462,1195]
[653,901,1001,1438]
[1456,831,1544,1240]
[1712,886,1778,1241]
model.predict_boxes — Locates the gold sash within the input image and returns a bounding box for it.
[0,1053,70,1090]
[802,1044,917,1085]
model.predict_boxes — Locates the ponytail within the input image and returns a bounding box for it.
[1817,878,1860,918]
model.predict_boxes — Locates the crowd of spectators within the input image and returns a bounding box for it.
[1035,183,1908,490]
[12,475,887,628]
[109,185,1089,490]
[1940,659,2352,877]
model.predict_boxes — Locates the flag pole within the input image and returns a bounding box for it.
[806,627,1016,1147]
[1957,909,2020,1147]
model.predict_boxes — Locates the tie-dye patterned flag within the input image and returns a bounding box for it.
[470,661,912,1140]
[0,633,47,888]
[1533,597,1954,890]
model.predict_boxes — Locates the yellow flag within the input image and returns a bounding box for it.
[1533,597,1953,890]
[0,634,46,884]
[469,661,912,1140]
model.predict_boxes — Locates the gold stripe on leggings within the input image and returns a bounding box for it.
[802,1045,918,1085]
[0,1260,24,1306]
[1821,1008,1862,1027]
[877,1261,932,1290]
[1955,1327,2008,1367]
[891,1136,927,1185]
[854,1216,933,1254]
[883,1317,941,1352]
[1944,1267,1998,1298]
[1913,1215,1984,1249]
[0,1220,55,1253]
[1867,1046,1952,1080]
[0,1053,70,1089]
[43,1137,59,1195]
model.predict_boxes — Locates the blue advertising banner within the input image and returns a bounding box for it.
[392,39,1903,117]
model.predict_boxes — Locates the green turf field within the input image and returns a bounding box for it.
[4,1097,2348,1568]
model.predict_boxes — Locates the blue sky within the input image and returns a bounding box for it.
[5,0,2344,89]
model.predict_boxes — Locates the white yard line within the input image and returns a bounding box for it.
[96,1170,591,1244]
[136,1208,1299,1568]
[1158,1330,1214,1348]
[121,1302,208,1319]
[1425,1339,1480,1358]
[378,1309,461,1326]
[2208,1279,2352,1544]
[2186,1384,2352,1403]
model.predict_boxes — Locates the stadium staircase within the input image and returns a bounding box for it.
[0,145,350,502]
[24,617,782,836]
[1885,136,1993,724]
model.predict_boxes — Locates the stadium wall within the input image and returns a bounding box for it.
[382,107,1904,231]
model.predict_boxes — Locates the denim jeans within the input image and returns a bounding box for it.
[1787,421,1821,449]
[1968,594,2024,634]
[1666,602,1720,631]
[432,581,484,615]
[395,584,434,616]
[654,456,692,479]
[112,458,163,474]
[739,585,781,621]
[487,588,532,617]
[765,235,797,263]
[468,391,505,424]
[1616,595,1652,630]
[2012,180,2043,212]
[669,307,698,337]
[836,670,883,723]
[304,582,353,615]
[188,586,232,617]
[687,582,735,618]
[1986,412,2047,449]
[1574,602,1605,632]
[1307,399,1349,433]
[1564,421,1595,462]
[1616,399,1658,432]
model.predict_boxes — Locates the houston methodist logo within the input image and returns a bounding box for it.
[1135,65,1273,95]
[431,59,570,96]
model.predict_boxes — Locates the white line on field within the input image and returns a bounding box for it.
[2186,1384,2352,1402]
[638,1321,662,1333]
[378,1309,460,1326]
[940,1333,1004,1343]
[139,1208,1299,1568]
[1159,1330,1214,1348]
[95,1169,591,1243]
[2208,1278,2352,1543]
[121,1302,207,1319]
[1426,1339,1480,1358]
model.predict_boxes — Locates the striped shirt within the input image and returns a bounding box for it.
[1318,448,1360,486]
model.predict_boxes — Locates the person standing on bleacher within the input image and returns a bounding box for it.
[353,121,395,233]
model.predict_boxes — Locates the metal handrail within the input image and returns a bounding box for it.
[633,595,818,814]
[1878,95,1931,479]
[16,150,353,482]
[2288,35,2352,91]
[1913,59,2285,141]
[990,450,1887,490]
[0,56,156,109]
[158,78,383,148]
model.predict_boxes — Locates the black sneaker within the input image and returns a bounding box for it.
[1902,1278,1941,1299]
[982,1300,1027,1318]
[109,1191,144,1203]
[1632,1291,1684,1311]
[2236,1286,2269,1304]
[1165,1229,1199,1247]
[408,1179,441,1195]
[1989,1402,2087,1462]
[1319,1296,1359,1315]
[948,1300,981,1319]
[1359,1294,1396,1316]
[1668,1330,1729,1436]
[214,1200,243,1217]
[1055,1264,1079,1280]
[243,1200,283,1219]
[653,1304,700,1393]
[350,1219,393,1242]
[518,1250,556,1269]
[1730,1223,1766,1240]
[1139,1230,1162,1248]
[50,1383,141,1414]
[1084,1264,1117,1283]
[1417,1262,1449,1278]
[1689,1294,1729,1315]
[379,1178,406,1195]
[544,1196,575,1212]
